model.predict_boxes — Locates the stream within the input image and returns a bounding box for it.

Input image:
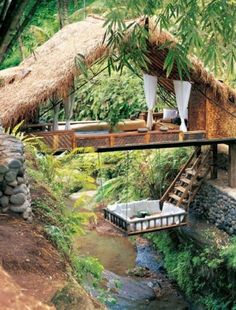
[70,192,190,309]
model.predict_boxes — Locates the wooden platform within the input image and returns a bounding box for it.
[103,208,187,236]
[32,129,207,152]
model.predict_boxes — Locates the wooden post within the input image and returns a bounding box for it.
[211,144,218,179]
[110,135,115,147]
[145,132,151,144]
[229,143,236,187]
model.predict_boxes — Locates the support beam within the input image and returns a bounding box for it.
[53,103,60,131]
[96,138,236,153]
[229,143,236,188]
[211,144,218,179]
[63,84,75,130]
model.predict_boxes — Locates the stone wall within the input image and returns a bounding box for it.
[191,181,236,235]
[0,134,32,220]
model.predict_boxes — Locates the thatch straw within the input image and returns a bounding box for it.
[0,16,107,128]
[0,15,235,128]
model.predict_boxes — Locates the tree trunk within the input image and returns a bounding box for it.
[73,0,78,11]
[0,0,28,58]
[0,0,11,28]
[57,0,69,29]
[0,0,40,64]
[18,35,25,61]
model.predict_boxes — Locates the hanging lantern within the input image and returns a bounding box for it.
[143,74,158,130]
[173,80,192,132]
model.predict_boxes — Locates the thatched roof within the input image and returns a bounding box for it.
[0,15,235,128]
[0,16,107,127]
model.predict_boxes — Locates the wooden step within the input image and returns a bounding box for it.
[175,186,186,193]
[169,193,181,202]
[180,177,191,184]
[185,168,196,176]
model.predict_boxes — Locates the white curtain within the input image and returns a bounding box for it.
[143,74,157,130]
[63,86,75,130]
[173,80,192,132]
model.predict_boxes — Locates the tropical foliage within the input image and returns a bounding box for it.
[96,148,191,204]
[148,231,236,309]
[0,0,97,69]
[27,145,104,284]
[103,0,236,84]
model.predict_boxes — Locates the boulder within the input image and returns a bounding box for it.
[0,165,9,174]
[13,184,28,195]
[23,207,32,220]
[10,193,26,205]
[4,186,14,196]
[8,159,22,169]
[5,171,17,183]
[10,201,30,213]
[17,177,24,184]
[8,180,18,187]
[0,196,9,208]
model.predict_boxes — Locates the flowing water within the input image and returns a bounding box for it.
[74,231,136,275]
[74,230,189,309]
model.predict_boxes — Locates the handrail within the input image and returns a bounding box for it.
[127,211,187,224]
[75,129,180,138]
[160,146,201,203]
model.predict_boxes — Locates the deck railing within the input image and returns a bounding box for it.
[32,129,206,151]
[32,130,76,151]
[76,130,180,148]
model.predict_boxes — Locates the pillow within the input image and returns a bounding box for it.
[163,108,178,120]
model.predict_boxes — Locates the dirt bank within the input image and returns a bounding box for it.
[0,212,104,309]
[0,214,66,306]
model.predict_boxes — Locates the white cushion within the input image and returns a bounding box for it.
[163,108,178,120]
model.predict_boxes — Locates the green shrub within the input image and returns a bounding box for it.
[221,237,236,268]
[147,231,236,309]
[96,148,191,204]
[71,255,104,284]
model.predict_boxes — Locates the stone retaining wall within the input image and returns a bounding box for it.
[0,134,31,220]
[191,181,236,235]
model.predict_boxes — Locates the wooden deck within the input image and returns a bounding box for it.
[33,129,207,152]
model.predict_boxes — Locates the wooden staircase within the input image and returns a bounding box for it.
[160,147,212,210]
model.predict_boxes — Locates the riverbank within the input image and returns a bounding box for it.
[0,183,104,309]
[75,230,189,309]
[0,147,106,310]
[148,211,236,309]
[0,214,66,306]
